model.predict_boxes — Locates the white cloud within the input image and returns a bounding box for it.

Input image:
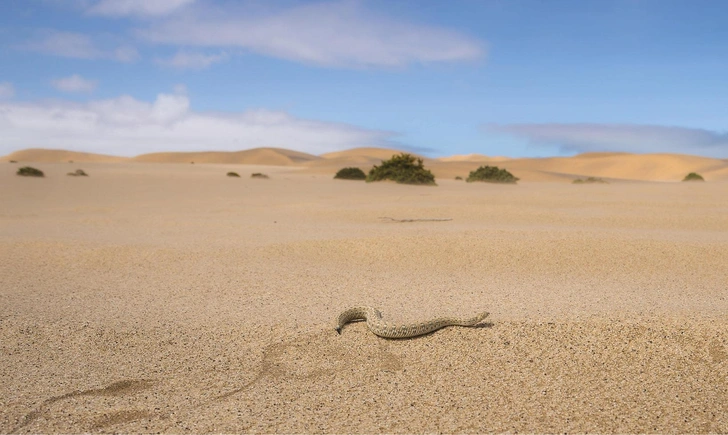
[0,91,396,156]
[0,82,14,99]
[155,51,228,70]
[51,74,98,93]
[488,123,728,157]
[87,0,196,17]
[137,1,484,68]
[23,31,139,63]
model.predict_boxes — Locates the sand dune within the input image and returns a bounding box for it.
[0,148,129,163]
[499,153,728,182]
[3,146,728,182]
[132,147,320,165]
[432,153,728,182]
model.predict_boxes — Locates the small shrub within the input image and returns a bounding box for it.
[573,177,608,184]
[251,173,269,179]
[466,166,519,184]
[455,176,463,180]
[9,160,17,163]
[366,153,436,185]
[334,167,366,180]
[17,166,44,177]
[682,172,705,182]
[67,169,88,177]
[227,172,240,177]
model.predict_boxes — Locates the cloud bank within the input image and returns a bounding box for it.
[22,1,483,69]
[0,91,396,156]
[488,123,728,157]
[136,1,484,68]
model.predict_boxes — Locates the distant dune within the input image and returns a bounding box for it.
[498,153,727,182]
[132,148,320,166]
[2,146,727,182]
[0,148,129,163]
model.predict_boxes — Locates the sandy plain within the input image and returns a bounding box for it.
[1,149,728,433]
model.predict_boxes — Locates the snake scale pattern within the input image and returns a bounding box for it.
[335,306,489,338]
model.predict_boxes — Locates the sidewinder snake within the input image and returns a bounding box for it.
[335,306,489,338]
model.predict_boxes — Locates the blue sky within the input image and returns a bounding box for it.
[1,0,727,158]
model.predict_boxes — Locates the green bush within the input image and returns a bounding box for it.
[573,177,608,184]
[17,166,44,177]
[466,166,519,184]
[227,172,240,177]
[366,153,436,185]
[455,176,463,180]
[682,172,705,182]
[251,173,269,179]
[67,169,88,177]
[334,167,366,180]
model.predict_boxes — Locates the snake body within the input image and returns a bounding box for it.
[335,306,489,338]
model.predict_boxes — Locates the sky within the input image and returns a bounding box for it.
[1,0,727,158]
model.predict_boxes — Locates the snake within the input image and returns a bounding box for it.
[335,306,489,338]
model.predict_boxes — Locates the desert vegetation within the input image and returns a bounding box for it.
[466,165,519,184]
[366,153,436,185]
[573,177,608,184]
[251,173,270,179]
[334,167,367,180]
[67,169,88,177]
[682,172,705,182]
[226,172,240,177]
[17,166,44,177]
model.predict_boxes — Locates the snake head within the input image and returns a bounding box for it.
[335,327,342,335]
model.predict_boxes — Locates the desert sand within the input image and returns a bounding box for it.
[1,149,728,433]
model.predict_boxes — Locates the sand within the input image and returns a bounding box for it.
[1,159,728,433]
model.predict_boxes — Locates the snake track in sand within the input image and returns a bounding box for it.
[335,306,489,338]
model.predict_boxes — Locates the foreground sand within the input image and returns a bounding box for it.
[1,162,727,433]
